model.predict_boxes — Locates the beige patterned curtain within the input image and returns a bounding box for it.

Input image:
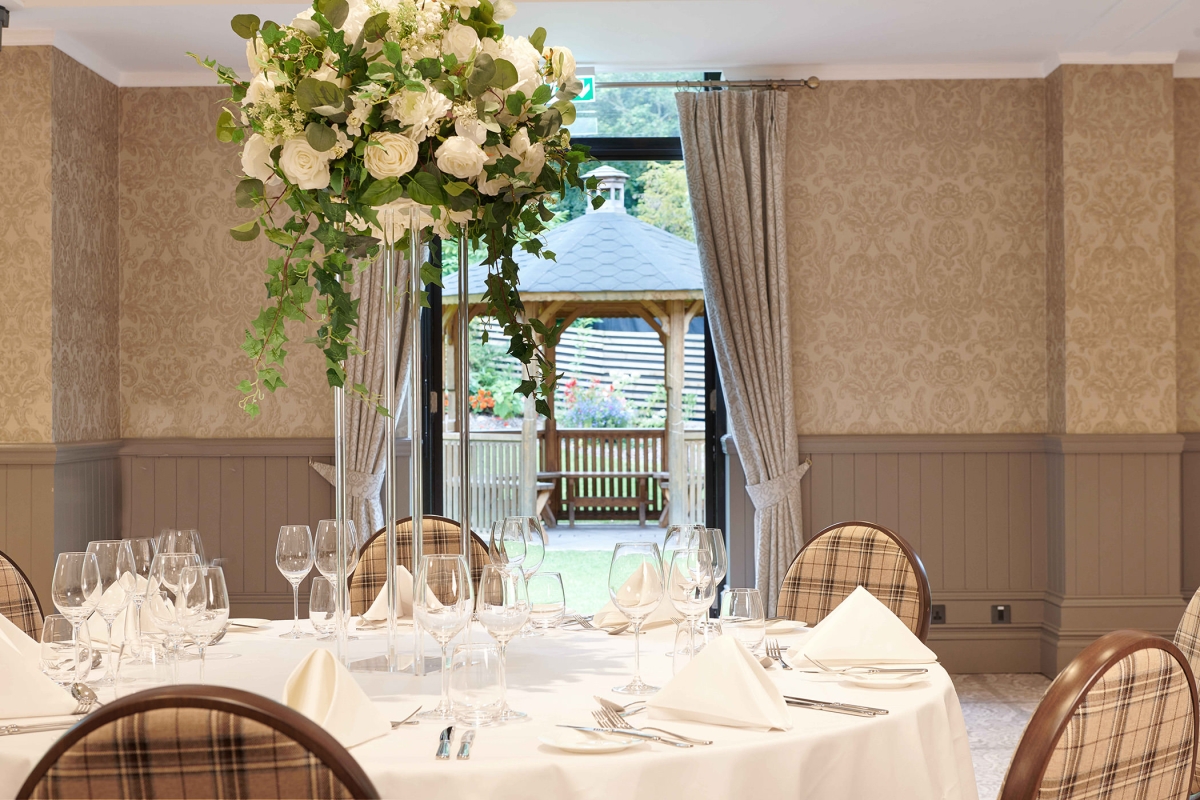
[676,90,806,615]
[312,252,413,541]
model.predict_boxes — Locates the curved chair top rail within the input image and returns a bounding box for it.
[0,546,45,617]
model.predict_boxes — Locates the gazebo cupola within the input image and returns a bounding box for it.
[584,165,630,213]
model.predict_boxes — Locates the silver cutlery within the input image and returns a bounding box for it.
[807,655,931,675]
[0,719,85,736]
[456,729,475,760]
[70,684,101,715]
[766,639,792,670]
[562,615,597,630]
[603,623,631,635]
[593,696,648,717]
[784,699,880,718]
[593,708,713,745]
[784,695,889,716]
[436,726,455,759]
[391,706,422,728]
[557,724,693,748]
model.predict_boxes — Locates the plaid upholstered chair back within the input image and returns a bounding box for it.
[1000,631,1198,800]
[18,685,379,799]
[775,521,931,640]
[349,515,489,615]
[1173,587,1200,794]
[0,548,44,641]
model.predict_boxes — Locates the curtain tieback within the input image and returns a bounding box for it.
[309,462,386,497]
[744,458,811,510]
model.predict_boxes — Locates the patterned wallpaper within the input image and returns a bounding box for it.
[119,87,332,438]
[51,50,120,443]
[0,47,54,443]
[1177,79,1200,432]
[786,80,1048,435]
[1056,65,1176,434]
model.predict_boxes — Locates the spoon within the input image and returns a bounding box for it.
[391,706,423,728]
[594,696,647,717]
[71,683,101,713]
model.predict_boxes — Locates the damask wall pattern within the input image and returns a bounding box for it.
[1056,65,1176,434]
[0,47,54,443]
[1176,79,1200,432]
[786,80,1048,435]
[51,50,120,443]
[118,87,333,438]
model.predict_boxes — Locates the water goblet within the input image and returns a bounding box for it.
[665,548,716,666]
[276,525,314,639]
[720,588,766,654]
[527,572,566,630]
[489,518,527,569]
[314,519,360,643]
[51,551,101,682]
[85,540,136,686]
[179,565,230,683]
[517,518,547,638]
[146,552,202,684]
[450,643,504,727]
[40,615,93,687]
[310,576,336,640]
[414,554,473,720]
[477,565,530,720]
[608,542,664,695]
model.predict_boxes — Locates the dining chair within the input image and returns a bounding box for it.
[0,547,45,641]
[349,514,489,615]
[999,630,1198,800]
[1174,586,1200,797]
[775,520,932,640]
[17,685,379,799]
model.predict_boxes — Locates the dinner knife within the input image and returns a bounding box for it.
[0,719,84,736]
[784,695,889,715]
[457,729,475,760]
[436,726,455,759]
[784,699,881,718]
[556,724,693,748]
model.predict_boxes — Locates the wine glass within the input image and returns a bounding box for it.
[661,523,706,572]
[276,525,314,639]
[85,540,135,686]
[179,566,230,683]
[157,529,206,564]
[314,519,359,642]
[517,517,546,638]
[666,548,716,665]
[40,615,93,687]
[310,577,336,640]
[720,588,766,654]
[477,564,530,720]
[146,552,202,683]
[51,551,101,681]
[527,572,566,630]
[414,554,473,720]
[489,518,527,569]
[125,537,157,662]
[704,528,729,587]
[608,542,664,695]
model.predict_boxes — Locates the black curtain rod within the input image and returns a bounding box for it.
[594,78,820,90]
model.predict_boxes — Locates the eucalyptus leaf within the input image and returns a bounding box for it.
[532,83,553,105]
[490,58,518,90]
[554,99,576,126]
[532,107,562,139]
[529,26,547,53]
[295,78,344,113]
[467,53,496,97]
[383,40,403,64]
[316,0,349,28]
[235,177,265,208]
[306,122,337,152]
[230,14,260,39]
[216,109,238,143]
[230,220,261,241]
[362,11,390,42]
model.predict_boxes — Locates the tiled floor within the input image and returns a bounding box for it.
[952,673,1051,799]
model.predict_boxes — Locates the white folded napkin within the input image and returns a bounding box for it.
[592,562,673,630]
[0,612,79,720]
[802,585,938,666]
[88,575,152,647]
[363,565,417,621]
[647,635,791,731]
[282,649,392,748]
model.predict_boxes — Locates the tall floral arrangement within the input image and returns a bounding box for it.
[193,0,595,417]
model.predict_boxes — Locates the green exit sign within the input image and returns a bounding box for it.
[575,75,595,103]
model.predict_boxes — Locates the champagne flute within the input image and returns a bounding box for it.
[314,519,359,643]
[477,565,530,720]
[125,537,157,662]
[146,552,202,684]
[157,529,206,564]
[179,566,230,683]
[414,554,473,720]
[85,540,135,686]
[489,518,527,569]
[51,552,101,683]
[665,548,716,666]
[275,525,314,639]
[608,542,664,695]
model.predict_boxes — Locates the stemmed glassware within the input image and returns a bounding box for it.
[414,554,473,720]
[665,548,716,666]
[51,551,101,684]
[179,565,230,682]
[157,529,206,564]
[702,528,729,642]
[506,516,546,637]
[489,518,527,569]
[608,542,664,695]
[476,564,530,721]
[314,519,359,646]
[661,523,706,572]
[275,525,314,639]
[145,552,202,683]
[125,538,157,662]
[85,540,136,686]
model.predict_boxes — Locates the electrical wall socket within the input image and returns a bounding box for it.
[991,604,1011,624]
[930,604,946,624]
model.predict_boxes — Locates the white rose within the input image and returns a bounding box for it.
[546,46,576,84]
[364,132,419,180]
[246,37,267,76]
[245,72,275,106]
[434,207,475,239]
[436,136,487,179]
[241,134,279,184]
[504,36,543,96]
[511,128,545,180]
[279,137,331,190]
[492,0,516,21]
[455,116,488,145]
[443,23,479,62]
[340,0,372,41]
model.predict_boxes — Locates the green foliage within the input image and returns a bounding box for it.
[635,162,693,241]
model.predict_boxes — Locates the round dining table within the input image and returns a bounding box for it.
[0,619,979,800]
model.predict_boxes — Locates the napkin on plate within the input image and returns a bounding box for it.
[647,635,792,731]
[592,561,675,630]
[362,565,418,621]
[0,612,79,720]
[282,648,392,748]
[801,585,938,666]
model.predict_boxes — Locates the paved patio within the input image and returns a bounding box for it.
[544,521,665,550]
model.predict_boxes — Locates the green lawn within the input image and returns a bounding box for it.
[540,550,613,615]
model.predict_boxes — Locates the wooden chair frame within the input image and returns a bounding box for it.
[786,520,933,641]
[18,685,379,799]
[999,630,1200,800]
[0,546,45,617]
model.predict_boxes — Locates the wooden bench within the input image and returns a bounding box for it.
[538,471,656,527]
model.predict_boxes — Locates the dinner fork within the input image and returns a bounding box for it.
[594,708,713,745]
[563,615,597,630]
[807,655,929,675]
[766,639,792,670]
[594,696,647,717]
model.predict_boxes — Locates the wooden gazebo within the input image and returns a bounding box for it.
[442,167,704,525]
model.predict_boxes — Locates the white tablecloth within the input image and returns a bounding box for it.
[0,621,978,800]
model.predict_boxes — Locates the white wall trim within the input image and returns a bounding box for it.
[53,32,120,85]
[120,71,222,88]
[1176,63,1200,78]
[3,29,54,45]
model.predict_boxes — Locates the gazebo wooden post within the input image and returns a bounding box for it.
[665,299,687,526]
[519,303,540,516]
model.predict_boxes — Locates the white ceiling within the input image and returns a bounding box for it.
[7,0,1200,87]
